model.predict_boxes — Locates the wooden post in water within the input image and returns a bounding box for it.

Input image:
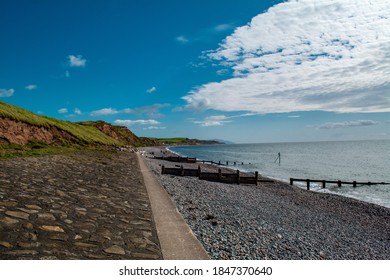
[290,178,294,185]
[353,181,357,188]
[161,165,165,174]
[337,180,341,187]
[306,179,310,190]
[255,171,259,186]
[237,170,240,184]
[218,161,221,165]
[218,168,222,182]
[226,161,228,166]
[322,180,326,189]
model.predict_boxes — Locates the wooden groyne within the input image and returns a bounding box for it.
[198,160,247,166]
[290,178,390,190]
[154,156,249,166]
[154,156,197,163]
[161,165,273,185]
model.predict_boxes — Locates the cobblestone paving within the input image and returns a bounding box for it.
[0,151,162,260]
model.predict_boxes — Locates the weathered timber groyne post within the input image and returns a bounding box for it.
[237,170,240,184]
[197,165,201,177]
[218,168,222,181]
[180,165,184,176]
[255,171,259,186]
[162,165,165,174]
[306,179,310,190]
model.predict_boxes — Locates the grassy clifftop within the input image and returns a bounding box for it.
[0,102,120,146]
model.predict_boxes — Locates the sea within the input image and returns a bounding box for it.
[168,140,390,209]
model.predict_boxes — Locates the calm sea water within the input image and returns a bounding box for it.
[169,140,390,208]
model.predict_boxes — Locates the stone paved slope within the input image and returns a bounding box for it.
[0,151,161,260]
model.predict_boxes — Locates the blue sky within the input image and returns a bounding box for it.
[1,0,389,143]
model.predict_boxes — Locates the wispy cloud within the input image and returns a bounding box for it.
[176,36,189,44]
[125,103,170,116]
[114,119,160,126]
[0,88,14,97]
[74,108,82,115]
[58,108,68,114]
[192,112,257,127]
[146,86,157,93]
[25,84,37,90]
[317,120,379,129]
[90,104,170,118]
[214,23,234,32]
[194,115,232,127]
[68,55,87,67]
[184,0,390,114]
[143,126,166,130]
[288,115,300,118]
[90,108,119,116]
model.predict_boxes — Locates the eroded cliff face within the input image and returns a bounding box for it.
[0,118,158,147]
[0,118,75,145]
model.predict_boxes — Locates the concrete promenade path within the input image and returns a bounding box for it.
[137,153,209,260]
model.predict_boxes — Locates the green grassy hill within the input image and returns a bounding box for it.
[0,101,120,146]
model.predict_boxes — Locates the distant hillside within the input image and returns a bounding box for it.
[153,137,224,146]
[0,102,156,147]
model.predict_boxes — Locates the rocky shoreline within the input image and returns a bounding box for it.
[0,150,162,260]
[142,147,390,260]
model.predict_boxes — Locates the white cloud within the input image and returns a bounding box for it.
[184,0,390,114]
[176,36,189,44]
[58,108,68,114]
[193,113,256,127]
[214,23,234,32]
[90,103,169,117]
[143,126,166,130]
[68,55,86,67]
[146,86,157,93]
[90,108,119,116]
[288,115,300,118]
[0,88,14,97]
[317,120,379,129]
[193,115,232,127]
[74,108,82,115]
[114,119,160,126]
[25,85,37,90]
[123,103,169,117]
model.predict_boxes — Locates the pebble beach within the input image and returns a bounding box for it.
[142,147,390,260]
